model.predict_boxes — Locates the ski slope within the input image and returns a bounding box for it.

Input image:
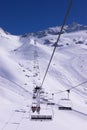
[0,24,87,130]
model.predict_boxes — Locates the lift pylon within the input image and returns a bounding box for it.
[30,40,53,121]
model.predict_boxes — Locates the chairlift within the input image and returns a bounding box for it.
[47,100,55,106]
[58,98,72,110]
[30,104,53,121]
[32,94,36,99]
[58,89,72,110]
[46,93,55,105]
[47,102,55,105]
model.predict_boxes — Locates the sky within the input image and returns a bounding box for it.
[0,0,87,35]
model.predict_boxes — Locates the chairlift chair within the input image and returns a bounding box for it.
[58,98,72,110]
[30,104,53,121]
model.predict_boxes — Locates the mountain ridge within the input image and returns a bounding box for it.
[1,22,87,37]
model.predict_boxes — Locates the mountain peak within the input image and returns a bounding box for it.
[0,27,10,35]
[65,22,87,32]
[36,23,87,37]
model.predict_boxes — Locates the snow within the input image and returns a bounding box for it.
[0,24,87,130]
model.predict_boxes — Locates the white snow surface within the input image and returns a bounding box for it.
[0,25,87,130]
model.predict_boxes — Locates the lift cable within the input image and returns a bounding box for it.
[54,80,87,95]
[41,0,73,88]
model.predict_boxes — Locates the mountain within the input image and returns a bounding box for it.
[0,23,87,130]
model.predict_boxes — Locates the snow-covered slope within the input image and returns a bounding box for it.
[0,23,87,130]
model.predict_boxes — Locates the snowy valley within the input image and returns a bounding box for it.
[0,23,87,130]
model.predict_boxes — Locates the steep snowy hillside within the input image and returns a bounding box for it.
[0,23,87,130]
